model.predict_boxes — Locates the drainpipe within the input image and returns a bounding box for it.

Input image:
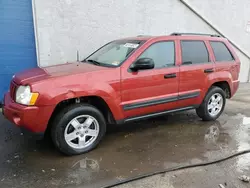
[179,0,250,82]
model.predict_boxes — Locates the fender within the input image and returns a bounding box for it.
[206,70,233,95]
[34,80,124,120]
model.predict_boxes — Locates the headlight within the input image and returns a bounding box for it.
[15,85,39,105]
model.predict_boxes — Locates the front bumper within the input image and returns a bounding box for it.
[3,92,55,133]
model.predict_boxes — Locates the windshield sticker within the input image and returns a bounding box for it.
[124,43,139,48]
[111,61,120,66]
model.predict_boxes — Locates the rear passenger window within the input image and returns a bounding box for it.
[181,41,209,64]
[210,41,234,61]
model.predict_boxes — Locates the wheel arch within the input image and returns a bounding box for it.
[210,81,231,98]
[46,96,118,135]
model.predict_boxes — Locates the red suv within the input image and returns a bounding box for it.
[3,33,240,155]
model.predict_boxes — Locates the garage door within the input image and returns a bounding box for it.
[0,0,37,101]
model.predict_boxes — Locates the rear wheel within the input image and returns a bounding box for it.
[51,104,106,155]
[196,86,226,121]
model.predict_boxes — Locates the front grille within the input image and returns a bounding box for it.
[10,81,18,101]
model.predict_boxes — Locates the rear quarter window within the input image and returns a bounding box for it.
[210,41,235,61]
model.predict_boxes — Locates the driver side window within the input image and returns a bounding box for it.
[138,41,175,68]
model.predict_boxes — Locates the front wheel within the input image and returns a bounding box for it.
[51,104,106,155]
[196,86,226,121]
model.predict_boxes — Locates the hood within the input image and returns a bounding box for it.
[13,62,109,84]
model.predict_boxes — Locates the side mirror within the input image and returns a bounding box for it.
[130,58,155,71]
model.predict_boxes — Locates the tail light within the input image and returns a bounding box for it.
[236,61,241,80]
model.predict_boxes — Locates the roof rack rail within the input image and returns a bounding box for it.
[170,32,221,37]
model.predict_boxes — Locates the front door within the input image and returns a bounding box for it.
[177,40,214,108]
[121,41,179,119]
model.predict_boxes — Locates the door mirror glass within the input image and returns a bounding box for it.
[130,58,155,71]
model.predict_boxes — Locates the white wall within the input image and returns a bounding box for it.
[183,0,250,82]
[33,0,250,81]
[185,0,250,54]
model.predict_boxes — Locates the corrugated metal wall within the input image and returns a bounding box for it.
[0,0,37,99]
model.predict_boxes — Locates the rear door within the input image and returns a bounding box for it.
[177,40,214,108]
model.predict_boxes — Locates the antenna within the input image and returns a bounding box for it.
[77,50,79,61]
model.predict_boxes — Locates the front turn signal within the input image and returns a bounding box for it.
[29,93,39,105]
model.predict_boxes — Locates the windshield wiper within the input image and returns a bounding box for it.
[84,59,115,68]
[85,59,102,66]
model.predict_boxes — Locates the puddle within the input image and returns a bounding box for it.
[235,115,250,172]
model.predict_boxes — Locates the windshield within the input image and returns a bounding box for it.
[84,40,143,67]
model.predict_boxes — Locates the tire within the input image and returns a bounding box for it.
[51,103,106,155]
[196,86,226,121]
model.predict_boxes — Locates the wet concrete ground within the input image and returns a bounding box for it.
[0,84,250,188]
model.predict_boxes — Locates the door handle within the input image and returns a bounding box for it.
[164,73,176,79]
[204,68,214,73]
